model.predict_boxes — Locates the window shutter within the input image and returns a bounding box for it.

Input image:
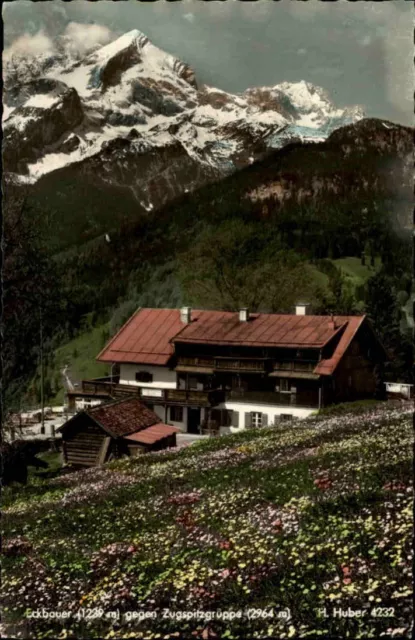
[245,412,252,428]
[262,413,268,427]
[211,409,221,425]
[232,411,239,428]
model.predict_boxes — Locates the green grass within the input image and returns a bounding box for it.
[306,263,330,293]
[2,402,412,639]
[44,324,110,405]
[309,256,381,301]
[333,256,381,287]
[316,399,382,417]
[28,451,63,480]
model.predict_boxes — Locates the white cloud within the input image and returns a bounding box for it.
[61,22,115,57]
[3,22,116,64]
[4,31,55,60]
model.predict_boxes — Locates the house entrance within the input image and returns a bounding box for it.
[187,407,201,434]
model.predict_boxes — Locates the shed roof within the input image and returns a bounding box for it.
[58,397,161,438]
[123,423,180,445]
[86,397,159,437]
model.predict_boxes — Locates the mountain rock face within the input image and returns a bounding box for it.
[3,29,365,211]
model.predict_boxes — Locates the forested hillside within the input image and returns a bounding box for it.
[3,118,413,410]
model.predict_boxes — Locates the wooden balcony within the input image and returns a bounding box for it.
[81,377,118,396]
[176,356,269,374]
[164,388,225,407]
[273,361,316,372]
[214,357,267,373]
[80,379,224,407]
[227,389,318,408]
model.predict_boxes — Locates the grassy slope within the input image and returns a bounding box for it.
[333,257,381,288]
[44,324,110,406]
[2,402,412,639]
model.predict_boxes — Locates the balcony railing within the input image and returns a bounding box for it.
[273,361,316,372]
[80,379,224,407]
[81,377,119,396]
[227,389,318,408]
[177,356,268,373]
[176,356,318,375]
[177,356,215,368]
[164,389,225,407]
[214,357,267,372]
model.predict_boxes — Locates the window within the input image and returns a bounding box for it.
[280,379,291,393]
[178,375,186,390]
[188,376,198,390]
[251,412,262,428]
[135,371,153,383]
[170,406,183,422]
[280,414,293,422]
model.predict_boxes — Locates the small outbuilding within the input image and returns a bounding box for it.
[58,397,179,467]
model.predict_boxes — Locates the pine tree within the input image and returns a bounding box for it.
[365,272,412,381]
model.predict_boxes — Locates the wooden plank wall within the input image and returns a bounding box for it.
[64,419,107,467]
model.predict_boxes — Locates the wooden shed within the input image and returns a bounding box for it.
[57,397,179,467]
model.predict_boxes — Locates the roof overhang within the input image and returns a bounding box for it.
[175,365,215,374]
[123,423,180,445]
[269,371,320,380]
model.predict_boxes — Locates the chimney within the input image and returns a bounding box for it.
[239,307,249,322]
[180,306,192,324]
[295,303,310,316]
[328,314,337,331]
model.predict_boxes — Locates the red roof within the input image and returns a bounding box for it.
[314,316,365,375]
[86,397,159,437]
[123,423,180,445]
[97,308,369,375]
[97,308,184,365]
[172,311,352,348]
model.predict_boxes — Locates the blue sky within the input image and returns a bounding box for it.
[4,0,413,125]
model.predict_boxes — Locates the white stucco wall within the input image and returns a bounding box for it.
[119,364,177,388]
[75,398,104,411]
[167,406,188,432]
[217,401,315,434]
[152,404,167,423]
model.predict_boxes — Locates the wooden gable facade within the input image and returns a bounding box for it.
[61,415,111,467]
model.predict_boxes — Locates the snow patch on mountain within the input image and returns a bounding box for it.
[25,94,62,109]
[4,29,364,188]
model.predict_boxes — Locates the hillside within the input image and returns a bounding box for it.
[2,402,412,639]
[23,116,411,319]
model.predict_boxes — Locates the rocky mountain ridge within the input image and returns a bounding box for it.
[3,28,365,211]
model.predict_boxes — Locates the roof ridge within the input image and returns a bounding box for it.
[86,396,159,438]
[86,395,139,413]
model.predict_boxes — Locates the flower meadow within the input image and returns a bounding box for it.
[2,402,413,639]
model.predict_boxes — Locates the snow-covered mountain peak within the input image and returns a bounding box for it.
[3,29,364,199]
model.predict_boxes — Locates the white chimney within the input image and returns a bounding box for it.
[180,306,192,324]
[295,303,310,316]
[328,314,337,331]
[239,308,249,322]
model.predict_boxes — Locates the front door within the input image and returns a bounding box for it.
[187,407,201,434]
